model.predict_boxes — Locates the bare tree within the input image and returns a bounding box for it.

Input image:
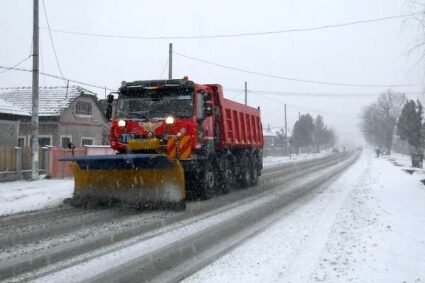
[361,90,407,154]
[404,1,425,64]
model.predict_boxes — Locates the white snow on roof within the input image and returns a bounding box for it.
[0,98,30,116]
[0,86,97,116]
[263,128,278,137]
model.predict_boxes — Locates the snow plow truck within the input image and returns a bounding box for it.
[62,77,264,210]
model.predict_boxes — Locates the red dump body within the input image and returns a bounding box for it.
[206,84,263,150]
[219,97,263,149]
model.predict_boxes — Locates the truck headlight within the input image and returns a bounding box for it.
[165,116,175,125]
[118,120,126,127]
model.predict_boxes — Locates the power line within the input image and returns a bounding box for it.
[39,39,47,86]
[159,59,168,79]
[39,13,419,40]
[174,51,422,88]
[42,0,66,84]
[223,87,424,98]
[0,56,31,75]
[0,65,114,91]
[254,92,359,117]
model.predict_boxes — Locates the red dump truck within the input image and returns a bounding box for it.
[64,77,264,209]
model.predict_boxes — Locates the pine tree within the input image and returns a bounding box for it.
[313,115,327,153]
[397,100,424,167]
[290,114,314,154]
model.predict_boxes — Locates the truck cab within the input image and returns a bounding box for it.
[107,78,214,159]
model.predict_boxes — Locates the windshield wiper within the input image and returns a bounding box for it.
[127,111,149,120]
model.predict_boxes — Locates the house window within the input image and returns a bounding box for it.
[81,137,94,146]
[39,136,52,147]
[76,101,92,116]
[17,136,26,147]
[60,135,72,148]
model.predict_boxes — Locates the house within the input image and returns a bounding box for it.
[262,125,291,156]
[0,86,109,148]
[0,98,30,147]
[263,125,278,149]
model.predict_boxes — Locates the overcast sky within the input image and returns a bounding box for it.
[1,0,425,146]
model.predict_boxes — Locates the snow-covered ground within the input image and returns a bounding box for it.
[2,151,424,281]
[185,152,425,283]
[0,153,327,217]
[0,179,73,216]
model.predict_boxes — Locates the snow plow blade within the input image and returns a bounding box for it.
[60,154,186,210]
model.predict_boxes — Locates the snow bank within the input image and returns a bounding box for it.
[0,179,73,216]
[263,152,330,168]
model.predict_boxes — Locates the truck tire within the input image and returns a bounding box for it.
[219,156,234,195]
[198,158,217,200]
[250,153,259,186]
[238,152,251,188]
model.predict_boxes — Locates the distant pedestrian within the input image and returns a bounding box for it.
[67,141,75,150]
[67,141,75,156]
[375,148,381,158]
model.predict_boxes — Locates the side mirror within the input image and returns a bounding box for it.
[204,102,213,117]
[204,92,212,100]
[105,104,112,120]
[107,94,114,104]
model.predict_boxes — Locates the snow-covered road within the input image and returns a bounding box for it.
[0,152,328,217]
[1,152,349,282]
[184,152,425,283]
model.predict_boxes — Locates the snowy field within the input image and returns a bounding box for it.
[185,152,425,283]
[0,153,327,217]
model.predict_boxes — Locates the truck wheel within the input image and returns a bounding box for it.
[250,153,259,186]
[198,158,216,200]
[238,153,251,188]
[220,157,233,194]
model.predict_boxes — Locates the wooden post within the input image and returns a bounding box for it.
[15,147,22,180]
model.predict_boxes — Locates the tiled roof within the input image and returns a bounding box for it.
[0,98,30,116]
[0,86,97,116]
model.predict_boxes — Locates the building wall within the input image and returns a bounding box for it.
[0,120,18,146]
[18,120,59,147]
[59,95,107,147]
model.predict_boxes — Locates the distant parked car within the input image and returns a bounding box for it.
[332,148,339,153]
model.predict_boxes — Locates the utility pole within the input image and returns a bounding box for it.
[298,112,301,119]
[285,104,290,159]
[31,0,39,180]
[168,43,173,80]
[284,104,287,138]
[244,81,247,105]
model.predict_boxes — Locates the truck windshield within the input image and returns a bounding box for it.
[116,88,193,119]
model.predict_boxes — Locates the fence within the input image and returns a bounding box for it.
[0,147,49,181]
[0,146,115,181]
